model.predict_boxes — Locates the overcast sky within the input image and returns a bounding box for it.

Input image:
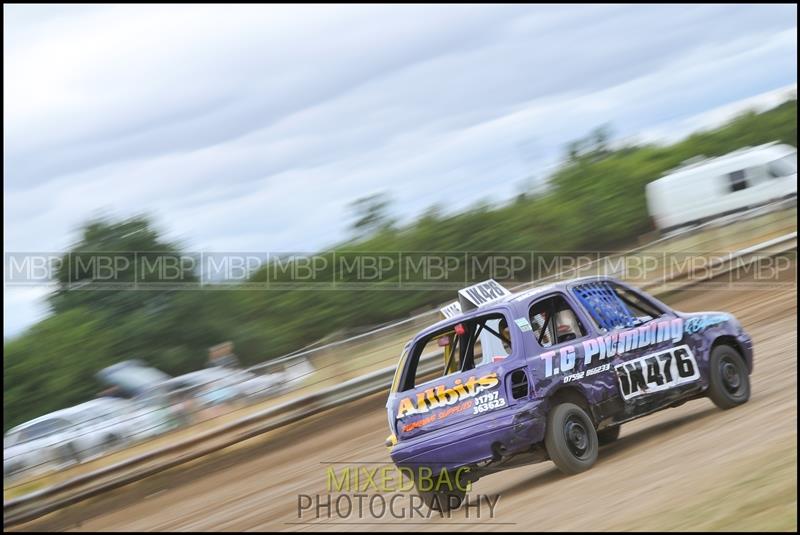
[3,4,798,337]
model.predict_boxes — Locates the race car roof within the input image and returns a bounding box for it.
[422,275,626,337]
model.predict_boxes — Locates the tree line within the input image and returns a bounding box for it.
[4,98,796,430]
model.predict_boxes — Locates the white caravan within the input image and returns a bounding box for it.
[646,142,797,231]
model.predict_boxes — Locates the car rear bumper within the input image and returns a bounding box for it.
[389,399,546,473]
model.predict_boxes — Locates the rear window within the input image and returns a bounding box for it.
[389,343,411,394]
[397,312,512,391]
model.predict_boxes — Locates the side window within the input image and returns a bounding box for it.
[727,169,748,192]
[529,295,587,347]
[21,422,49,441]
[20,419,69,441]
[50,418,72,433]
[529,306,553,347]
[401,313,512,390]
[472,316,512,366]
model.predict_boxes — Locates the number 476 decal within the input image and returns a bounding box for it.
[615,345,700,400]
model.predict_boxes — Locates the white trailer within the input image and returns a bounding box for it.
[646,142,797,231]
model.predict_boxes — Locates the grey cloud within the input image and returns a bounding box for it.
[8,5,796,191]
[3,4,798,336]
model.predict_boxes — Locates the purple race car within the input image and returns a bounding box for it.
[385,277,753,509]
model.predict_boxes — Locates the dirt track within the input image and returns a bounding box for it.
[15,279,798,531]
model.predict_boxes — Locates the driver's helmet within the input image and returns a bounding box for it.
[498,318,511,352]
[555,309,580,342]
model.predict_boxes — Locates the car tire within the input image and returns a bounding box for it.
[103,434,122,453]
[545,402,598,475]
[413,469,467,513]
[708,345,750,409]
[416,487,466,513]
[57,442,81,467]
[597,425,621,445]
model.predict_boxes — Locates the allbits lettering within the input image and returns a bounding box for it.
[396,372,499,420]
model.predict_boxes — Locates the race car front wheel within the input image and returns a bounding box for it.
[708,345,750,409]
[545,402,598,475]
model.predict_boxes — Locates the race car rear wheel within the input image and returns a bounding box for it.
[416,487,466,513]
[545,402,598,475]
[708,345,750,409]
[597,425,621,445]
[413,468,467,513]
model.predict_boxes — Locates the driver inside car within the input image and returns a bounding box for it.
[531,311,552,346]
[498,318,512,353]
[555,309,581,343]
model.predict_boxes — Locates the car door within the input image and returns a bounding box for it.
[80,406,119,456]
[569,280,697,423]
[25,417,75,467]
[64,413,97,458]
[526,291,603,395]
[55,414,96,460]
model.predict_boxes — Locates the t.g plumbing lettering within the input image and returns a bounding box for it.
[540,318,684,378]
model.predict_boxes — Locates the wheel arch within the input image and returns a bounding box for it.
[546,385,596,425]
[711,335,744,355]
[710,335,751,372]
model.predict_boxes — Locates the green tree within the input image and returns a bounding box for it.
[4,98,796,431]
[49,215,197,317]
[348,192,396,238]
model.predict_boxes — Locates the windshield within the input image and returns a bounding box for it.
[611,283,665,326]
